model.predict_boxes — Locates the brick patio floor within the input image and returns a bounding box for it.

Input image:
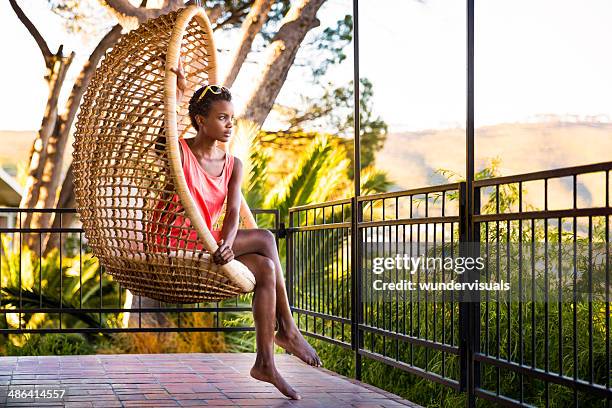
[0,353,422,407]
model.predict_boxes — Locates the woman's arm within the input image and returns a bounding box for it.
[213,157,243,265]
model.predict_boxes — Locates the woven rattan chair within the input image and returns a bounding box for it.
[73,5,256,304]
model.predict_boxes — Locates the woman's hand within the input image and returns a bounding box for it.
[212,239,234,265]
[170,56,187,103]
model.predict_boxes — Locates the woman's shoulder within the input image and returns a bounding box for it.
[229,155,242,180]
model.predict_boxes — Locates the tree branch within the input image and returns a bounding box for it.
[101,0,183,23]
[9,0,53,65]
[60,25,123,136]
[240,0,326,126]
[222,0,274,88]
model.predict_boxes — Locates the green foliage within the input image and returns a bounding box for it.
[283,79,388,178]
[299,158,611,407]
[5,333,94,356]
[312,14,353,77]
[263,135,349,221]
[0,236,125,332]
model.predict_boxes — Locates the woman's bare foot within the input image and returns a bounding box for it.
[250,362,301,400]
[275,328,322,367]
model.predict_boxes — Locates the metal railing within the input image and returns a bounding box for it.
[287,161,611,407]
[0,208,280,335]
[0,161,610,407]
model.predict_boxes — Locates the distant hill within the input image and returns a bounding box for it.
[375,121,612,209]
[377,120,612,188]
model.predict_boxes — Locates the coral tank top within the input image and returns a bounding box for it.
[151,139,234,251]
[179,138,234,237]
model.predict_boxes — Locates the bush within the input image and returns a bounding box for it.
[5,333,94,356]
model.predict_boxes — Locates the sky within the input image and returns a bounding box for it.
[1,0,612,132]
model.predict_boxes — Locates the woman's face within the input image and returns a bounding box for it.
[196,100,234,143]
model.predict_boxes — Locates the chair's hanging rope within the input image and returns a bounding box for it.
[195,0,202,7]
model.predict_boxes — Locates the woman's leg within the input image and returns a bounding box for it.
[232,229,322,367]
[236,253,300,400]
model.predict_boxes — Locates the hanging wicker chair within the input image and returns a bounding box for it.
[73,5,256,304]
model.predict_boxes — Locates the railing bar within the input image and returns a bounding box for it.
[450,221,454,348]
[321,207,325,338]
[1,306,257,314]
[322,207,327,338]
[0,326,257,334]
[544,178,550,406]
[474,353,612,399]
[417,220,421,347]
[60,213,63,330]
[557,218,563,379]
[588,215,594,384]
[572,214,578,407]
[425,220,429,371]
[441,221,446,378]
[387,222,392,358]
[39,232,43,308]
[343,222,347,343]
[370,202,374,354]
[377,222,382,356]
[395,197,400,362]
[572,174,577,408]
[359,349,461,391]
[510,220,516,371]
[298,227,301,324]
[0,227,87,233]
[531,219,536,370]
[441,192,447,378]
[433,221,437,344]
[332,210,337,341]
[360,216,460,228]
[473,207,612,223]
[485,222,490,356]
[302,329,351,349]
[358,324,460,354]
[496,191,500,395]
[385,222,390,358]
[0,232,2,309]
[606,170,611,401]
[19,213,22,331]
[357,182,462,201]
[0,208,78,214]
[289,198,352,212]
[518,184,524,404]
[304,228,307,328]
[99,262,102,328]
[78,232,83,309]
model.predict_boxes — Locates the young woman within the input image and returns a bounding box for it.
[171,62,321,400]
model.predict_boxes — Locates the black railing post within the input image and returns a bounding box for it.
[464,0,476,405]
[287,215,294,308]
[470,187,481,404]
[459,182,469,395]
[351,196,363,380]
[459,180,479,408]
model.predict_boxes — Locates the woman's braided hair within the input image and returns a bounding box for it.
[188,85,232,131]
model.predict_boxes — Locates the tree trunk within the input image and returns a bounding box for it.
[28,26,123,250]
[240,0,326,126]
[222,0,274,88]
[20,52,73,228]
[42,162,75,256]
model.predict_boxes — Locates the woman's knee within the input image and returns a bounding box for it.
[254,256,276,287]
[256,229,277,252]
